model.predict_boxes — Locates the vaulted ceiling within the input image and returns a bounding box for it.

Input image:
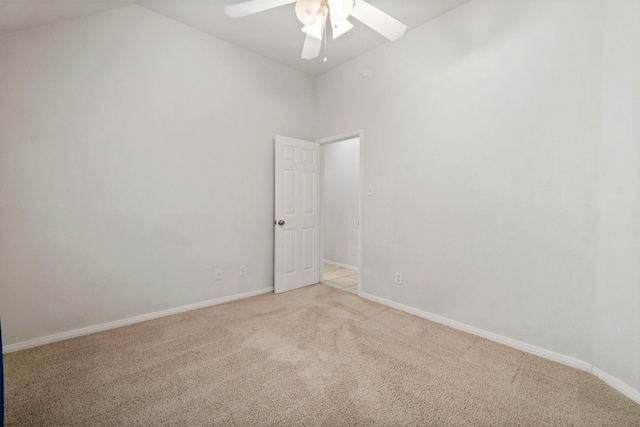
[0,0,470,76]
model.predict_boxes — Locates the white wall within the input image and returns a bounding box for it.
[594,0,640,394]
[323,138,360,268]
[316,0,640,401]
[315,0,603,364]
[1,0,638,402]
[0,5,313,346]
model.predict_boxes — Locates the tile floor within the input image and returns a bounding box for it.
[322,263,358,294]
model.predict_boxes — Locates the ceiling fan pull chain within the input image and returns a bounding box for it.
[323,42,327,63]
[323,15,328,62]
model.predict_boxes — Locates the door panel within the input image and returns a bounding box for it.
[283,170,297,215]
[302,171,315,214]
[302,227,315,271]
[274,136,320,293]
[283,229,296,275]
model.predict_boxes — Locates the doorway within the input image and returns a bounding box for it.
[319,133,362,294]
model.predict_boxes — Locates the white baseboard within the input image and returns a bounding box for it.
[324,259,358,271]
[359,292,592,372]
[359,292,640,405]
[2,286,273,354]
[593,366,640,405]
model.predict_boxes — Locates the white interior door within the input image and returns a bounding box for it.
[274,136,321,294]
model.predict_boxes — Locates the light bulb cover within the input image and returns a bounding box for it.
[328,0,354,20]
[301,6,327,39]
[295,0,321,26]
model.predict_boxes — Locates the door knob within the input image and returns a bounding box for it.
[278,220,285,226]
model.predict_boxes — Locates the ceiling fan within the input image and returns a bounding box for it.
[225,0,408,60]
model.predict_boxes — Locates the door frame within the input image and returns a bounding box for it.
[316,130,364,295]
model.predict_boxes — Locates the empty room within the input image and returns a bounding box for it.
[1,0,640,425]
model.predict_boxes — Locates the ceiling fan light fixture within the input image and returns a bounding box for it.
[330,16,353,39]
[328,0,354,20]
[295,0,322,26]
[301,6,327,39]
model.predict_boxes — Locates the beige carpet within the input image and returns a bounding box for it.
[3,284,640,426]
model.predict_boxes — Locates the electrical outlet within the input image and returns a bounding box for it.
[240,264,247,276]
[395,272,403,285]
[215,268,222,280]
[351,247,356,255]
[367,185,374,196]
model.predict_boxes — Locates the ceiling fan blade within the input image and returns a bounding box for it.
[350,0,407,41]
[301,34,322,59]
[225,0,297,18]
[330,16,353,39]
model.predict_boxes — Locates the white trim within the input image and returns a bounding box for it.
[323,259,358,272]
[362,292,640,404]
[359,292,592,372]
[316,130,363,146]
[2,287,273,354]
[593,366,640,405]
[316,129,364,297]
